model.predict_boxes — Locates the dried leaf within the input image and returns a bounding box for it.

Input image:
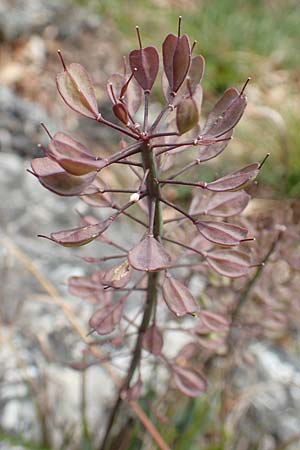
[162,273,200,317]
[89,299,125,335]
[206,163,260,192]
[102,260,132,289]
[41,217,114,247]
[202,87,246,138]
[195,220,249,246]
[128,235,171,272]
[206,249,251,278]
[190,190,250,217]
[56,62,99,119]
[142,325,163,355]
[162,33,190,94]
[172,364,207,397]
[176,97,199,135]
[31,157,97,196]
[129,46,159,91]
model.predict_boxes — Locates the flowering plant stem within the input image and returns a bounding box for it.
[100,142,163,450]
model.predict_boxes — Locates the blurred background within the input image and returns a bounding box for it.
[1,0,300,449]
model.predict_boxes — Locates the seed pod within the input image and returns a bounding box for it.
[48,132,105,175]
[129,29,159,92]
[128,235,171,272]
[162,272,200,317]
[89,298,126,335]
[30,157,97,196]
[195,220,249,246]
[56,53,99,119]
[205,249,251,278]
[202,87,246,138]
[172,364,207,397]
[189,190,250,217]
[162,24,191,94]
[39,217,114,247]
[102,260,132,289]
[142,325,163,355]
[205,163,260,192]
[176,96,199,135]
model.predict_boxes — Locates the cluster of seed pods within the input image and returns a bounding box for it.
[30,18,268,398]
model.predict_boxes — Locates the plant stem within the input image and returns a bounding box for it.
[158,178,206,189]
[143,91,150,132]
[168,160,198,180]
[162,236,205,257]
[160,196,195,223]
[99,142,163,450]
[149,103,173,133]
[99,117,139,140]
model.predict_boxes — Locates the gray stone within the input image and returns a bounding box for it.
[0,0,101,42]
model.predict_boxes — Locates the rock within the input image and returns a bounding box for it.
[232,342,300,448]
[0,0,101,42]
[0,85,56,157]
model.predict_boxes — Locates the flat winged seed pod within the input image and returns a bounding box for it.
[195,220,249,246]
[205,163,260,192]
[128,235,171,272]
[176,97,199,135]
[101,260,132,289]
[162,31,191,94]
[89,299,125,335]
[39,217,114,247]
[48,132,105,175]
[142,325,163,355]
[129,45,159,92]
[175,342,199,363]
[200,311,230,332]
[205,249,251,278]
[189,190,250,217]
[56,58,99,119]
[68,274,110,304]
[162,54,204,103]
[172,364,207,397]
[112,103,129,125]
[68,275,101,297]
[80,177,113,208]
[202,87,246,138]
[162,272,200,317]
[30,157,97,196]
[187,55,205,94]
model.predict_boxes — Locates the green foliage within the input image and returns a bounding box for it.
[0,431,51,450]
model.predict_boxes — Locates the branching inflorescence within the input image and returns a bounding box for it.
[30,17,269,448]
